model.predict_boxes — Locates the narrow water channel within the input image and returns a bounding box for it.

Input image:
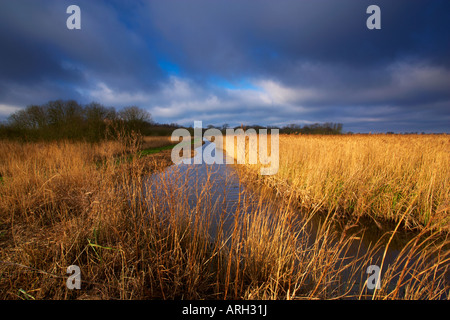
[146,138,449,298]
[147,139,274,239]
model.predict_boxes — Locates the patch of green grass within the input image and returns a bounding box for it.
[139,143,177,156]
[138,138,201,157]
[95,138,202,168]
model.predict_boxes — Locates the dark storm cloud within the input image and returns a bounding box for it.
[145,0,450,80]
[0,0,449,132]
[0,0,162,109]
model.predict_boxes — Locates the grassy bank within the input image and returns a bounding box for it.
[139,136,203,156]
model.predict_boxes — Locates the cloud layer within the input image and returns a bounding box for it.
[0,0,449,132]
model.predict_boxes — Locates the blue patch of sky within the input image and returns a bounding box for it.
[157,59,181,76]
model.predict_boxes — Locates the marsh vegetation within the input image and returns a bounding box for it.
[0,134,448,300]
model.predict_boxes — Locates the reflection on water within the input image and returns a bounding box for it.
[147,139,274,239]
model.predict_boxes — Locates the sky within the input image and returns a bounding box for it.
[0,0,449,133]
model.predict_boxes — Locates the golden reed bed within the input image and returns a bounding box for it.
[220,134,449,233]
[0,136,448,300]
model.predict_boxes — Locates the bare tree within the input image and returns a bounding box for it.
[118,106,152,123]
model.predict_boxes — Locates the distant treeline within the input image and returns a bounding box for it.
[277,122,343,135]
[207,122,344,135]
[0,99,345,142]
[0,100,187,142]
